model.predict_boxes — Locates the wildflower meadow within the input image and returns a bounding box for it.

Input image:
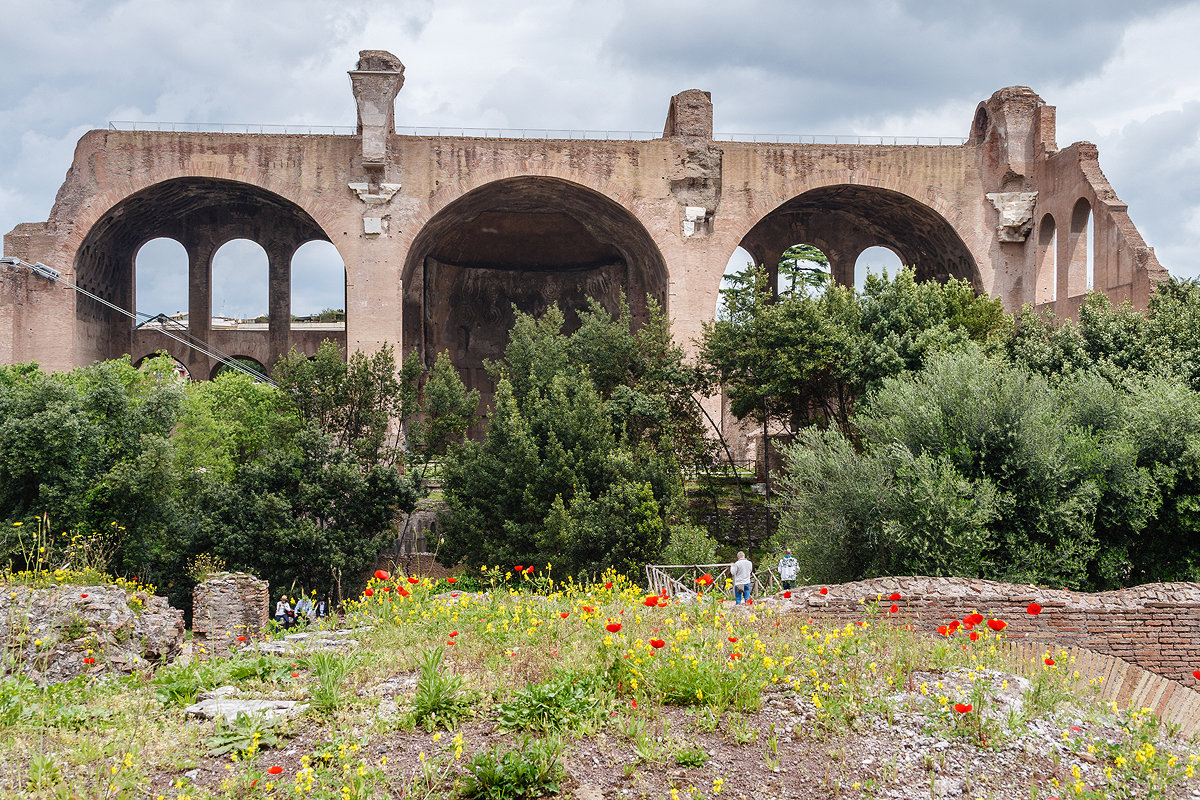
[0,562,1196,799]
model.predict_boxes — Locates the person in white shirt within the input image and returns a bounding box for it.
[730,551,753,604]
[274,595,292,627]
[778,548,799,590]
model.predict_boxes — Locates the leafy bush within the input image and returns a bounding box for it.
[496,674,605,733]
[660,524,720,566]
[459,736,564,800]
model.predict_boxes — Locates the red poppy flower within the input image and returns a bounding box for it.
[450,592,459,598]
[582,605,595,613]
[525,566,534,574]
[237,636,248,642]
[888,592,901,601]
[987,619,1007,632]
[969,631,980,641]
[888,604,898,613]
[291,672,299,678]
[746,598,754,605]
[446,640,456,646]
[948,620,960,633]
[80,593,88,599]
[605,582,613,589]
[407,576,419,584]
[447,577,457,584]
[83,657,95,664]
[1193,670,1200,681]
[605,622,622,633]
[251,779,257,788]
[729,652,741,660]
[937,625,950,636]
[696,573,714,586]
[782,591,792,598]
[560,612,570,619]
[514,565,523,572]
[398,587,410,597]
[630,699,638,708]
[383,586,392,592]
[1027,602,1042,615]
[728,636,739,643]
[964,613,984,626]
[364,588,374,597]
[649,638,666,648]
[374,569,390,581]
[819,587,828,595]
[1070,726,1081,732]
[267,766,283,775]
[953,703,972,714]
[643,596,659,607]
[449,631,458,637]
[1044,657,1055,666]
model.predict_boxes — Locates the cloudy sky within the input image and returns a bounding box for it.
[2,0,1199,317]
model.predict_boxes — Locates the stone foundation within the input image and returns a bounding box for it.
[0,583,184,684]
[192,572,269,641]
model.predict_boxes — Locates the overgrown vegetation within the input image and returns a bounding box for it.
[0,341,475,611]
[771,279,1200,589]
[0,573,1192,798]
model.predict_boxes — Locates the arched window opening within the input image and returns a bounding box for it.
[1035,214,1057,304]
[134,237,188,321]
[134,353,190,381]
[211,356,268,381]
[717,246,757,318]
[1069,198,1092,297]
[212,239,268,322]
[291,240,345,326]
[854,246,903,292]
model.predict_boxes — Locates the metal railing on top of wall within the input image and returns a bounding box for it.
[108,121,966,146]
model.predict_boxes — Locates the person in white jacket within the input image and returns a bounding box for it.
[730,552,753,604]
[778,548,799,590]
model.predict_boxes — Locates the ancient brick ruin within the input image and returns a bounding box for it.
[192,572,269,642]
[0,49,1166,425]
[789,576,1200,685]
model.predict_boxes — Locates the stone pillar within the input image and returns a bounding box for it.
[192,572,269,642]
[185,238,216,378]
[267,242,293,372]
[348,50,406,170]
[663,89,713,139]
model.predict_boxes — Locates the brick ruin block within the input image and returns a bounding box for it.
[192,572,269,641]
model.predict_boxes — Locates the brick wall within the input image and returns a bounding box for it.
[192,572,269,641]
[784,576,1200,684]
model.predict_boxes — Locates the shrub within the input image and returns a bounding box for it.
[459,736,564,800]
[496,673,605,733]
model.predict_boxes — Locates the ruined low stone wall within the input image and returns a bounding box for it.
[0,584,184,683]
[782,576,1200,684]
[192,572,268,641]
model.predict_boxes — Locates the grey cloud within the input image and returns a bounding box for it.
[601,0,1192,131]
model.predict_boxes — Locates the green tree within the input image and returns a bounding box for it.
[439,302,691,579]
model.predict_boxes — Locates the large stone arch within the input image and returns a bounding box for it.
[402,175,669,408]
[734,183,981,291]
[73,176,344,376]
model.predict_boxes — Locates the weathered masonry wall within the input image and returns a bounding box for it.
[192,572,269,641]
[785,576,1200,685]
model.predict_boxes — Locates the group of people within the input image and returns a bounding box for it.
[727,547,799,605]
[274,593,329,628]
